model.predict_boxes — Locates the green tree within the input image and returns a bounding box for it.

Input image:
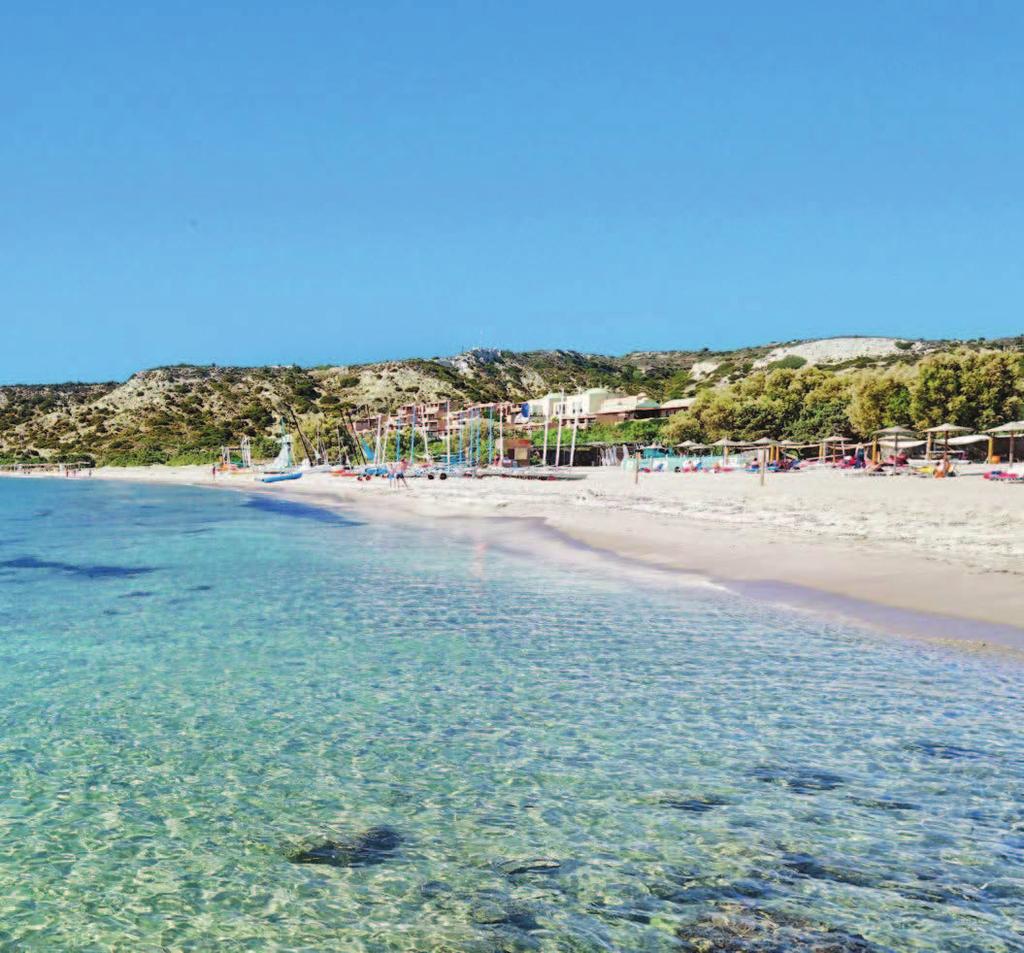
[847,371,913,436]
[910,350,1024,430]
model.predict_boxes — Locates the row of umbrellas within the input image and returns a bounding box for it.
[665,420,1024,462]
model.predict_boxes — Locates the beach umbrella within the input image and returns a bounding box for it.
[924,423,970,460]
[819,433,851,463]
[710,437,742,463]
[872,425,917,467]
[987,420,1024,465]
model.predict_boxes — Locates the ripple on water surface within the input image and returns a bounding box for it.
[0,479,1022,951]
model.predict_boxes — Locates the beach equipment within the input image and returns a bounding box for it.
[924,423,970,460]
[710,437,743,464]
[257,418,302,480]
[872,425,917,466]
[818,434,851,464]
[259,471,303,484]
[987,420,1024,465]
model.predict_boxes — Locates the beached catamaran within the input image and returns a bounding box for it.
[256,421,303,483]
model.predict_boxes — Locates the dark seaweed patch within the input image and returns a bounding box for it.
[779,853,878,889]
[244,495,360,525]
[850,796,918,812]
[587,898,653,925]
[907,740,984,761]
[119,590,154,599]
[0,556,157,580]
[645,864,772,906]
[751,765,845,794]
[498,858,561,876]
[188,584,214,592]
[287,826,403,868]
[658,794,730,813]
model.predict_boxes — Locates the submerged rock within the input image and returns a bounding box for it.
[469,901,540,932]
[676,905,881,952]
[498,858,561,876]
[287,825,403,868]
[470,901,510,925]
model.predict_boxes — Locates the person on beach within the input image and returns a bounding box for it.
[396,459,409,489]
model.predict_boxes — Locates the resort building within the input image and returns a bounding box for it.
[658,397,696,417]
[527,392,565,420]
[593,394,661,424]
[554,388,623,421]
[444,401,520,433]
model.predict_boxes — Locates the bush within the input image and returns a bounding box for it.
[767,355,808,370]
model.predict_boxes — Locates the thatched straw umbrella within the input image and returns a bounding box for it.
[872,425,917,465]
[987,420,1024,466]
[924,423,970,460]
[819,433,851,464]
[710,437,743,464]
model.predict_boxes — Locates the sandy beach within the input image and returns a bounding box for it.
[45,463,1024,649]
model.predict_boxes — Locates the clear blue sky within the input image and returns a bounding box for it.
[3,1,1022,383]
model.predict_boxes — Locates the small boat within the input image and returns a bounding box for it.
[260,471,303,484]
[255,419,303,484]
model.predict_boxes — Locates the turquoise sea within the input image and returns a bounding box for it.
[1,479,1023,952]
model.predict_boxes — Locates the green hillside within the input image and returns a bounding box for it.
[1,336,1022,465]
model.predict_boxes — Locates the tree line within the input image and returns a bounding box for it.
[663,349,1024,444]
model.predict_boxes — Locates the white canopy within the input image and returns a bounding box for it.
[947,434,990,446]
[879,438,926,449]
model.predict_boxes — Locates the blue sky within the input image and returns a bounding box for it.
[3,2,1022,383]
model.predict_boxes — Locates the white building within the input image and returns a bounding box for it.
[527,392,565,420]
[555,388,623,420]
[529,387,624,421]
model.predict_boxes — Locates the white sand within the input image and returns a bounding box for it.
[21,463,1024,647]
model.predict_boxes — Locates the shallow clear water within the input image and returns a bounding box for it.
[1,479,1023,952]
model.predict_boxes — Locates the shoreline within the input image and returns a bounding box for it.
[8,464,1024,653]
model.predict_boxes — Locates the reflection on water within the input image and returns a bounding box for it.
[0,479,1022,952]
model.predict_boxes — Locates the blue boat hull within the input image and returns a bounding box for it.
[259,472,303,484]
